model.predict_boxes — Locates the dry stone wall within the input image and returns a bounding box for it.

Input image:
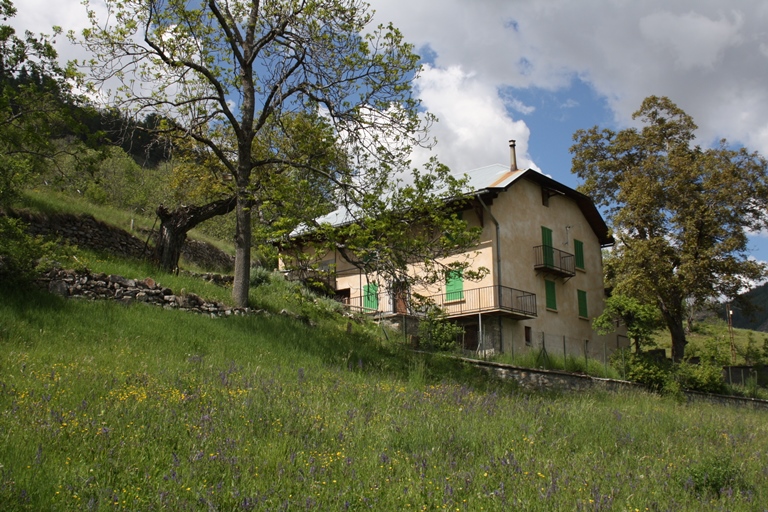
[37,267,317,326]
[39,268,252,317]
[11,209,234,272]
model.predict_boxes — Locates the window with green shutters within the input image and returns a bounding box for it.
[541,226,554,267]
[545,279,557,310]
[574,239,585,270]
[446,270,464,301]
[577,289,588,318]
[363,282,379,310]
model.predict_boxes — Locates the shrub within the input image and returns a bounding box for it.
[674,361,726,394]
[249,266,274,287]
[0,216,61,281]
[611,351,671,392]
[417,305,463,351]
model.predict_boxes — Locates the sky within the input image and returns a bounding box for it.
[10,0,768,271]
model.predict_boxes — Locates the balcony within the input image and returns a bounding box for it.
[341,285,537,320]
[427,285,537,319]
[533,245,575,279]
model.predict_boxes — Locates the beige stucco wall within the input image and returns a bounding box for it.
[282,175,627,356]
[483,177,618,356]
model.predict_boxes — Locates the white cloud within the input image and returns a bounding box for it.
[411,65,534,173]
[370,0,768,166]
[11,0,768,184]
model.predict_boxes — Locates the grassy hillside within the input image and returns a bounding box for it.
[729,283,768,332]
[3,191,768,509]
[650,316,768,365]
[2,275,768,510]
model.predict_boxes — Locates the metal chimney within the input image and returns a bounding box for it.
[509,139,518,171]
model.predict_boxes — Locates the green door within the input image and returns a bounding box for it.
[363,283,379,311]
[541,226,554,267]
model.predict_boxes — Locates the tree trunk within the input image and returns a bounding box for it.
[660,308,687,362]
[154,196,237,271]
[231,190,251,308]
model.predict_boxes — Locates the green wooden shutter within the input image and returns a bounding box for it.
[363,283,379,310]
[541,226,554,267]
[446,270,464,301]
[574,239,585,270]
[545,279,557,310]
[577,289,588,318]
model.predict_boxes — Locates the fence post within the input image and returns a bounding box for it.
[603,339,607,375]
[563,335,567,369]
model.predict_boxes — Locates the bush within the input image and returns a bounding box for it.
[611,350,671,392]
[0,216,60,281]
[249,266,274,287]
[674,361,726,394]
[417,305,463,351]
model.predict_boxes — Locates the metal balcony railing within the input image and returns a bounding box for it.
[427,285,537,318]
[533,245,575,278]
[342,285,537,319]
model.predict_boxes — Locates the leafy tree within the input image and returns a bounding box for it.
[0,0,86,277]
[571,96,768,361]
[75,0,457,307]
[593,294,663,353]
[154,111,345,271]
[0,0,73,206]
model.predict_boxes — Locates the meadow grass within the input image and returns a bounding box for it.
[492,349,622,380]
[17,189,235,256]
[2,281,768,511]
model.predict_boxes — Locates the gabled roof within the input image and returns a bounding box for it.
[297,163,613,246]
[468,164,614,247]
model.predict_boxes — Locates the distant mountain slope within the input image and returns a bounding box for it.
[726,283,768,332]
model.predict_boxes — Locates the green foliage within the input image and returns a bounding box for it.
[249,266,273,288]
[681,456,749,499]
[593,294,662,350]
[0,216,61,281]
[416,304,463,351]
[610,350,671,392]
[695,335,732,366]
[572,96,768,361]
[674,361,727,394]
[0,1,77,207]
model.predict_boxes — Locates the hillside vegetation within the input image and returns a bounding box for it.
[3,274,768,511]
[1,193,768,510]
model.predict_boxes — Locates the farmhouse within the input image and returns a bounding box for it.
[284,141,629,359]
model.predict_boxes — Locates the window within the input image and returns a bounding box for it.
[446,270,464,301]
[541,226,554,267]
[574,239,585,270]
[545,279,557,310]
[363,282,379,311]
[541,187,550,207]
[524,326,532,346]
[577,289,588,318]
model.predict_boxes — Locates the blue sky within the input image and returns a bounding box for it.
[11,0,768,273]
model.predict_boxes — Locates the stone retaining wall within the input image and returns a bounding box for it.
[39,268,253,318]
[11,209,234,272]
[458,356,768,409]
